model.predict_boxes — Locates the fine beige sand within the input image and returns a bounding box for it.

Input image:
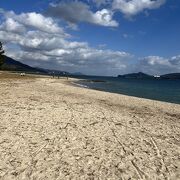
[0,72,180,180]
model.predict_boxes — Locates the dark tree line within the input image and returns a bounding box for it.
[0,41,5,67]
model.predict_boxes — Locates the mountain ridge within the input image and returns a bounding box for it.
[0,55,46,73]
[0,55,69,75]
[118,72,153,79]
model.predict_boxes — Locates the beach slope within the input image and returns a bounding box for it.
[0,73,179,179]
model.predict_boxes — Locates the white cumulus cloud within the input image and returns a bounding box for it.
[3,11,67,36]
[46,1,118,27]
[136,55,180,75]
[112,0,166,17]
[0,10,131,76]
[1,7,177,76]
[0,18,26,34]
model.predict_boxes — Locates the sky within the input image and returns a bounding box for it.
[0,0,180,76]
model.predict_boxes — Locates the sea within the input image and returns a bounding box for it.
[70,75,180,104]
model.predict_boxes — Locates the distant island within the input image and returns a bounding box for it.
[160,73,180,79]
[118,72,153,79]
[118,72,180,80]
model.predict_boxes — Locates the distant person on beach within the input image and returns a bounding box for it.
[52,72,55,78]
[63,72,68,80]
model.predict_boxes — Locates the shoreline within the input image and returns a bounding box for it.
[0,74,180,179]
[68,77,180,107]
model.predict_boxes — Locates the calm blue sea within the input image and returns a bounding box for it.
[70,75,180,104]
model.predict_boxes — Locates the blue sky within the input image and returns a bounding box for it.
[0,0,180,75]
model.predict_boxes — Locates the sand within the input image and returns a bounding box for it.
[0,72,180,180]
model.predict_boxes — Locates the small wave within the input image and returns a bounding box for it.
[71,82,89,88]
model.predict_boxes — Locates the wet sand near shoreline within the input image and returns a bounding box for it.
[0,72,180,179]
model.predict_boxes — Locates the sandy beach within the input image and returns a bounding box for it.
[0,72,180,180]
